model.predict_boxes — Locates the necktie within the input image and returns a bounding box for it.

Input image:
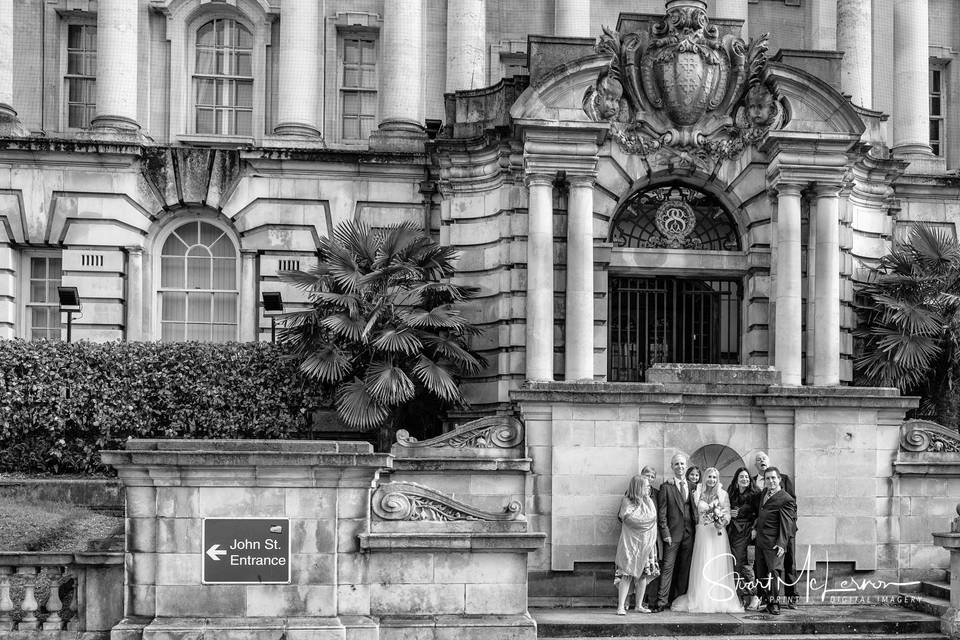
[762,489,773,505]
[680,479,687,501]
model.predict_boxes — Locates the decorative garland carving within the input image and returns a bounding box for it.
[371,482,523,522]
[395,416,523,449]
[900,419,960,453]
[583,0,786,167]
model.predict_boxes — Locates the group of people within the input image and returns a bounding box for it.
[614,452,797,616]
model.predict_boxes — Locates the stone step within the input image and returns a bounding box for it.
[902,592,950,618]
[531,606,943,638]
[921,581,950,600]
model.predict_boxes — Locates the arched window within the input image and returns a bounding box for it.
[194,18,253,136]
[611,185,741,251]
[689,444,746,489]
[159,221,238,342]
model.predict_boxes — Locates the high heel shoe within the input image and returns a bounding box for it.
[635,605,651,613]
[616,608,627,615]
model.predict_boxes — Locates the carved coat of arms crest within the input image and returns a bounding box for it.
[583,0,787,164]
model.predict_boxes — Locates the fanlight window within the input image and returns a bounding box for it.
[611,185,741,251]
[159,221,238,342]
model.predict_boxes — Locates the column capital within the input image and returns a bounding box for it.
[811,182,843,198]
[566,173,597,188]
[771,182,805,197]
[525,173,555,188]
[124,245,144,255]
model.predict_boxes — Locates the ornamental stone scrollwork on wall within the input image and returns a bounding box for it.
[900,419,960,453]
[371,481,524,522]
[395,416,523,450]
[583,0,786,165]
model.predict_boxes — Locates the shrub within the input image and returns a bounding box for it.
[0,340,332,474]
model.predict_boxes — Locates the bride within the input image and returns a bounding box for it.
[670,467,743,613]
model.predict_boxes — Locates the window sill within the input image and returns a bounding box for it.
[177,133,256,148]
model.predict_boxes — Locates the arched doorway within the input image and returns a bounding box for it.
[689,444,747,489]
[608,184,743,381]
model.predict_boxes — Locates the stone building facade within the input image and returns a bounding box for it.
[1,0,959,597]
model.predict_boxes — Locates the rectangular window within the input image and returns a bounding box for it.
[194,19,254,136]
[26,256,62,340]
[65,24,97,129]
[931,67,944,156]
[340,36,377,142]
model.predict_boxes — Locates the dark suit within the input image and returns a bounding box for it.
[655,478,696,607]
[727,486,759,596]
[755,472,797,598]
[753,488,797,605]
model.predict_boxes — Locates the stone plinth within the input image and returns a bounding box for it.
[102,440,391,640]
[933,512,960,640]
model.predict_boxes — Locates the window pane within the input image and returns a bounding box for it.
[196,108,214,133]
[343,68,359,88]
[211,323,235,343]
[68,78,85,102]
[361,40,376,64]
[237,24,252,49]
[197,21,215,47]
[177,222,199,246]
[30,281,47,303]
[186,323,209,341]
[236,52,251,77]
[361,92,376,114]
[343,117,359,140]
[236,81,253,107]
[199,222,221,246]
[342,92,359,115]
[198,76,218,104]
[360,68,376,89]
[360,116,374,139]
[931,96,942,115]
[213,293,237,322]
[30,257,46,279]
[196,50,216,76]
[161,321,185,342]
[344,41,360,64]
[188,293,211,322]
[161,292,186,321]
[211,258,236,290]
[49,257,62,274]
[163,232,189,256]
[160,256,185,288]
[68,52,83,75]
[215,19,226,46]
[187,256,211,289]
[68,25,83,49]
[209,234,235,258]
[235,110,252,135]
[47,281,59,304]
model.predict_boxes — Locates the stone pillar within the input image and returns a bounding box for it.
[892,0,931,156]
[91,0,139,131]
[774,184,803,386]
[812,185,841,385]
[526,174,555,381]
[554,0,591,38]
[565,175,594,381]
[713,0,748,38]
[837,0,872,107]
[370,0,426,151]
[125,247,143,341]
[446,0,486,92]
[274,0,322,137]
[932,510,960,640]
[240,250,257,342]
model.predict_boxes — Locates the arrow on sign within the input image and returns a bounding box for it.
[206,544,227,561]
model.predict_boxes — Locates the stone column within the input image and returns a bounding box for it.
[370,0,426,150]
[274,0,322,137]
[554,0,591,38]
[125,247,143,341]
[526,174,555,381]
[837,0,871,107]
[446,0,486,92]
[892,0,931,156]
[713,0,748,38]
[91,0,139,131]
[774,184,803,386]
[565,175,594,381]
[240,250,257,342]
[812,185,841,385]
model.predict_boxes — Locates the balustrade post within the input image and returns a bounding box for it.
[42,566,64,629]
[0,567,13,630]
[66,572,80,631]
[17,566,39,629]
[934,505,960,640]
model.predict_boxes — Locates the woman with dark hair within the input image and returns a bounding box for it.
[615,474,659,615]
[686,466,701,487]
[727,466,760,609]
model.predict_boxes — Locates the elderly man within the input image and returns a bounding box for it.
[753,451,797,608]
[654,453,697,612]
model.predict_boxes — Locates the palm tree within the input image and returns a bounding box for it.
[279,220,485,449]
[854,224,960,424]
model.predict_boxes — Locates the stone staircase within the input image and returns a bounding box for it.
[903,574,951,618]
[532,605,947,639]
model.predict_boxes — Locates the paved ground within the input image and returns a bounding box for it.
[532,604,944,638]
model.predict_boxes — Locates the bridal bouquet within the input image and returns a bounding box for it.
[709,502,725,536]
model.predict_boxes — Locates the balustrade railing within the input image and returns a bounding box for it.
[0,552,122,637]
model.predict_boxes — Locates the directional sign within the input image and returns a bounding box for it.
[202,518,290,584]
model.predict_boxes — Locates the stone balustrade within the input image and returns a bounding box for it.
[0,552,122,637]
[933,504,960,639]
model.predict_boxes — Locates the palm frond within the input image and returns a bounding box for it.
[400,305,471,330]
[336,378,391,429]
[364,360,416,405]
[300,345,354,383]
[370,327,424,355]
[412,355,464,403]
[321,313,368,342]
[420,334,485,374]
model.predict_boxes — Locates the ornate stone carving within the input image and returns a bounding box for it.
[583,0,786,165]
[644,190,701,249]
[900,419,960,453]
[371,482,523,522]
[395,416,523,449]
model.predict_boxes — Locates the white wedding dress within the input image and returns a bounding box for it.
[670,486,743,613]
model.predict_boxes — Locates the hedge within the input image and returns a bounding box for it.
[0,340,332,474]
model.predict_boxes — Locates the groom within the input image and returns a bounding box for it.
[753,466,797,615]
[654,452,696,612]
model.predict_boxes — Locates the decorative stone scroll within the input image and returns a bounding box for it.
[583,0,786,165]
[395,416,523,450]
[371,481,523,522]
[900,419,960,453]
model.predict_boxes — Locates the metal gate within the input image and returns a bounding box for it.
[608,277,741,382]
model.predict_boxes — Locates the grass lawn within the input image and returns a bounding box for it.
[0,497,123,552]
